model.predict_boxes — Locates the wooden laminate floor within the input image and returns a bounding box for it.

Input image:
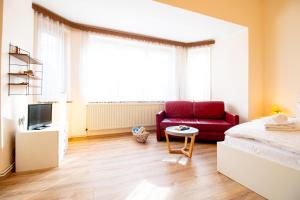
[0,133,264,200]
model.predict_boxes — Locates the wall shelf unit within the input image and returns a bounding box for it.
[8,73,42,80]
[8,44,43,95]
[9,53,43,65]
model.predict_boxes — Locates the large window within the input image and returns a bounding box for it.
[85,35,177,102]
[85,34,211,102]
[36,16,212,103]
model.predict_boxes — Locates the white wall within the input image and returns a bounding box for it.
[211,28,249,122]
[0,0,33,173]
[68,30,87,137]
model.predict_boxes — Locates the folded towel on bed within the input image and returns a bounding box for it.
[265,123,296,128]
[263,114,299,131]
[251,114,300,131]
[265,125,299,131]
[265,128,298,131]
[265,123,298,131]
[266,113,288,124]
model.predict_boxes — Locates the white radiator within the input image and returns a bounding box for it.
[86,103,164,131]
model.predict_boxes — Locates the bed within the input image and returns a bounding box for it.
[217,117,300,200]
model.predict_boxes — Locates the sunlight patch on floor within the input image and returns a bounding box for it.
[126,180,170,200]
[162,155,190,166]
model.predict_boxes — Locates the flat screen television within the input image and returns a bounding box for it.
[27,104,52,130]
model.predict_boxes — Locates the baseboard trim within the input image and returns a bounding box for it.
[87,126,155,136]
[69,126,156,141]
[0,163,14,180]
[69,132,132,141]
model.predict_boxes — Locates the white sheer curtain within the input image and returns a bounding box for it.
[34,12,67,101]
[35,14,211,103]
[174,46,187,99]
[84,34,177,102]
[82,33,211,102]
[182,47,211,101]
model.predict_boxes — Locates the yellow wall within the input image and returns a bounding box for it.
[263,0,300,115]
[0,0,3,175]
[156,0,264,119]
[0,0,2,132]
[157,0,300,117]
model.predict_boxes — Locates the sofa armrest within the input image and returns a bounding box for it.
[225,112,239,125]
[156,110,166,125]
[156,110,166,141]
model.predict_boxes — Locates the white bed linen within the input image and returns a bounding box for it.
[225,118,300,154]
[224,135,300,170]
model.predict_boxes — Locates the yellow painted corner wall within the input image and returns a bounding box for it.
[0,0,2,172]
[263,0,300,115]
[157,0,300,118]
[156,0,264,119]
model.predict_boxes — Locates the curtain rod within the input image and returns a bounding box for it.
[32,3,215,48]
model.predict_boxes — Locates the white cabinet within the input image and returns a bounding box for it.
[15,126,67,172]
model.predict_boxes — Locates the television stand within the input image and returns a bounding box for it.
[16,125,68,172]
[33,125,51,130]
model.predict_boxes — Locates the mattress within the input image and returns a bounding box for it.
[225,118,300,154]
[224,135,300,170]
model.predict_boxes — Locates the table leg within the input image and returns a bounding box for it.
[183,136,188,150]
[188,135,196,158]
[165,131,197,158]
[165,131,171,153]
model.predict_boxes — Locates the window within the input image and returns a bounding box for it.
[36,14,212,103]
[85,35,177,102]
[35,12,69,102]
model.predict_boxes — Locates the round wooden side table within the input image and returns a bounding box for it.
[165,126,199,158]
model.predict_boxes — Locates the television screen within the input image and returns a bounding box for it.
[28,104,52,130]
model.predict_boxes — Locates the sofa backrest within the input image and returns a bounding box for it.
[165,101,194,118]
[193,101,225,119]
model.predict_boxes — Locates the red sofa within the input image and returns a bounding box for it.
[156,101,239,141]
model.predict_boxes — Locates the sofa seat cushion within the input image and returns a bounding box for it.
[160,118,232,132]
[195,119,232,131]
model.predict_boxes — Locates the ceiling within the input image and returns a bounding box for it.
[32,0,245,43]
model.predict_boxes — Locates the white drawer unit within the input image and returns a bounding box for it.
[15,125,67,172]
